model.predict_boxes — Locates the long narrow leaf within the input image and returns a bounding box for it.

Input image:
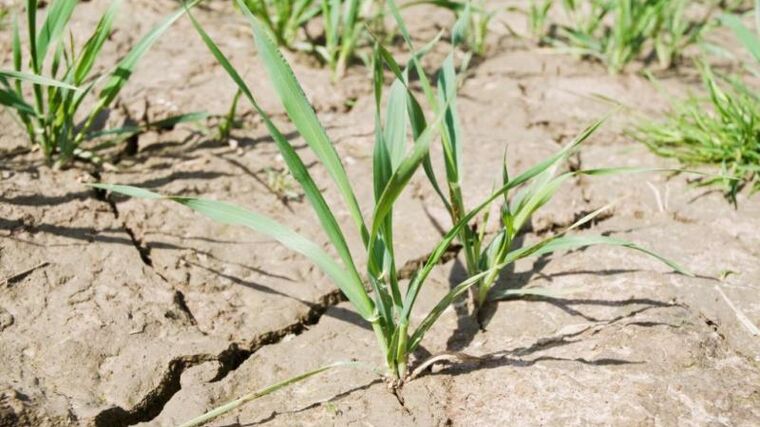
[237,0,369,243]
[90,184,377,321]
[177,361,353,427]
[98,1,197,107]
[35,0,77,68]
[0,69,78,90]
[74,0,121,84]
[185,6,366,297]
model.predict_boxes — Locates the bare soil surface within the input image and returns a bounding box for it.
[1,1,759,426]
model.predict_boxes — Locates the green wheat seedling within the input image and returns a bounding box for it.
[403,0,497,56]
[238,0,320,49]
[634,6,760,201]
[94,0,688,423]
[383,0,691,311]
[0,0,196,168]
[528,0,553,38]
[216,88,243,142]
[239,0,377,78]
[318,0,379,78]
[530,0,713,73]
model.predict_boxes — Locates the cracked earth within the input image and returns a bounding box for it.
[1,0,760,426]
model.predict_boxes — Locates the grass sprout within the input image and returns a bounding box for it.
[387,1,691,310]
[217,88,243,142]
[529,0,715,73]
[93,0,689,423]
[177,361,354,427]
[238,0,320,48]
[403,0,498,56]
[634,7,759,201]
[239,0,380,78]
[0,0,197,167]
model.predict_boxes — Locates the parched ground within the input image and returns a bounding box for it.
[1,1,759,426]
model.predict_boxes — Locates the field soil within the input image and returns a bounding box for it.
[1,1,759,426]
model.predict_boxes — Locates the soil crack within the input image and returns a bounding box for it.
[88,243,464,426]
[87,179,464,426]
[90,177,154,267]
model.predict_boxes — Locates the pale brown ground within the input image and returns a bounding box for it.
[1,1,759,426]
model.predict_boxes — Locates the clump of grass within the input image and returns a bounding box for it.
[403,0,498,56]
[239,0,320,48]
[239,0,380,78]
[0,0,196,168]
[389,1,690,311]
[633,6,759,201]
[634,69,759,200]
[528,0,553,37]
[528,0,714,73]
[95,0,689,423]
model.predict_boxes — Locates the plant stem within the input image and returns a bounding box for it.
[395,321,409,379]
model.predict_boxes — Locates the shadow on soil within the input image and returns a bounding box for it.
[443,238,676,355]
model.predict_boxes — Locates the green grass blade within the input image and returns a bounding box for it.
[177,361,353,427]
[519,234,692,275]
[237,0,369,243]
[90,183,377,321]
[437,53,463,185]
[12,14,22,74]
[35,0,78,68]
[511,115,607,189]
[409,269,489,351]
[0,69,78,90]
[0,87,37,115]
[369,105,446,244]
[399,117,608,324]
[147,111,208,130]
[27,0,39,73]
[98,1,197,108]
[384,78,409,171]
[74,0,120,84]
[512,173,571,232]
[186,8,371,320]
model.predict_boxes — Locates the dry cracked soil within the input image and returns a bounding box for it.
[1,1,759,426]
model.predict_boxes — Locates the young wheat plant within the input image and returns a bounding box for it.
[94,0,690,424]
[0,0,197,167]
[529,0,714,73]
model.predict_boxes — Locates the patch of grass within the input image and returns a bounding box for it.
[633,6,759,201]
[238,0,320,48]
[403,0,499,56]
[528,0,715,73]
[239,0,381,78]
[634,69,759,201]
[95,0,689,423]
[0,0,198,168]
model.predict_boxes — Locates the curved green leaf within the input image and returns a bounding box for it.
[89,183,377,321]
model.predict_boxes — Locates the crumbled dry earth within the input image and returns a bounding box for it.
[1,1,759,426]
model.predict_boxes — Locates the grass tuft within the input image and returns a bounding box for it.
[633,6,759,202]
[0,0,199,167]
[528,0,715,73]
